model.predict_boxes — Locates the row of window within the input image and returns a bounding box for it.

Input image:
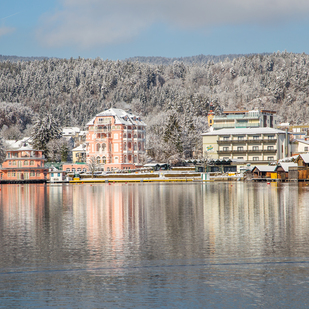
[8,160,36,166]
[222,146,275,151]
[93,142,144,152]
[65,168,87,172]
[233,157,274,161]
[222,135,275,140]
[7,171,40,177]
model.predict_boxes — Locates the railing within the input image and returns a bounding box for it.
[218,138,277,144]
[94,128,111,133]
[218,149,277,154]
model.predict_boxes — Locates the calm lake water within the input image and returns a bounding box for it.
[1,182,309,308]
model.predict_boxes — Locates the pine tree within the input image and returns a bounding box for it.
[31,114,62,159]
[0,134,6,163]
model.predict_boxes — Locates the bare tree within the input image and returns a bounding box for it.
[87,156,99,178]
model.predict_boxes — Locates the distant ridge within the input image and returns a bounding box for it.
[0,55,49,62]
[125,53,271,65]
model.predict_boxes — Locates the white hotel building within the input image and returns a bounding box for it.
[202,128,290,164]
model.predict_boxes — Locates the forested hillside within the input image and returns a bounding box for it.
[0,51,308,161]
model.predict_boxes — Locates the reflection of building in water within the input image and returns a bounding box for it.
[201,182,309,258]
[71,184,146,266]
[0,184,48,236]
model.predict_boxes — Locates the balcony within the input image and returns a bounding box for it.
[217,138,277,144]
[263,139,277,143]
[217,149,277,154]
[94,128,111,133]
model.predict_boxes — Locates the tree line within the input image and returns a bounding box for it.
[0,51,308,162]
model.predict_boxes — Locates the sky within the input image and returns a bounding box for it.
[1,0,309,60]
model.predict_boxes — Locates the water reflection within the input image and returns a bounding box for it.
[1,182,309,307]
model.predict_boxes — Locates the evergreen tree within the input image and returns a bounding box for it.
[0,134,6,163]
[31,114,62,159]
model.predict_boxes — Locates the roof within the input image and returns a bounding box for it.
[202,127,287,136]
[62,127,80,135]
[5,137,32,150]
[277,162,298,172]
[293,139,309,145]
[298,153,309,163]
[252,165,276,172]
[86,108,146,126]
[72,144,86,152]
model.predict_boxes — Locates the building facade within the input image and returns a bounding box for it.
[0,144,48,182]
[202,128,290,164]
[209,110,277,130]
[85,108,146,171]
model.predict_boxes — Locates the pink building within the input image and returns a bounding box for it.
[85,108,146,171]
[0,144,48,182]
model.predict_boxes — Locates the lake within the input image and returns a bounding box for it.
[1,182,309,308]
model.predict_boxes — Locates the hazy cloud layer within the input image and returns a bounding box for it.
[0,26,15,38]
[37,0,309,48]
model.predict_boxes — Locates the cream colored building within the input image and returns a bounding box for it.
[210,110,277,130]
[202,128,290,164]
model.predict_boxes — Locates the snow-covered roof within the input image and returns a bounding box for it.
[72,144,86,152]
[86,108,146,127]
[298,153,309,163]
[277,162,298,172]
[252,165,276,172]
[62,127,81,135]
[202,127,287,136]
[293,139,309,145]
[5,137,32,150]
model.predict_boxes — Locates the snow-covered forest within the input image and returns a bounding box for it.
[0,51,308,161]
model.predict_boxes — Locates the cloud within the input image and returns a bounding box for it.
[36,0,309,48]
[0,26,15,38]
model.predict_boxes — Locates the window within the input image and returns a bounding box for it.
[30,171,35,176]
[12,161,16,165]
[268,157,274,161]
[114,133,118,139]
[66,168,70,171]
[223,147,229,151]
[114,143,118,152]
[8,161,11,165]
[77,168,81,172]
[253,135,259,140]
[223,136,229,140]
[253,157,259,161]
[7,153,11,158]
[268,135,275,140]
[30,160,34,165]
[253,146,259,150]
[8,172,11,177]
[36,171,40,176]
[238,136,244,140]
[305,147,308,152]
[267,146,274,150]
[237,157,244,160]
[51,173,54,177]
[12,170,16,177]
[237,146,243,151]
[72,168,76,172]
[24,161,29,165]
